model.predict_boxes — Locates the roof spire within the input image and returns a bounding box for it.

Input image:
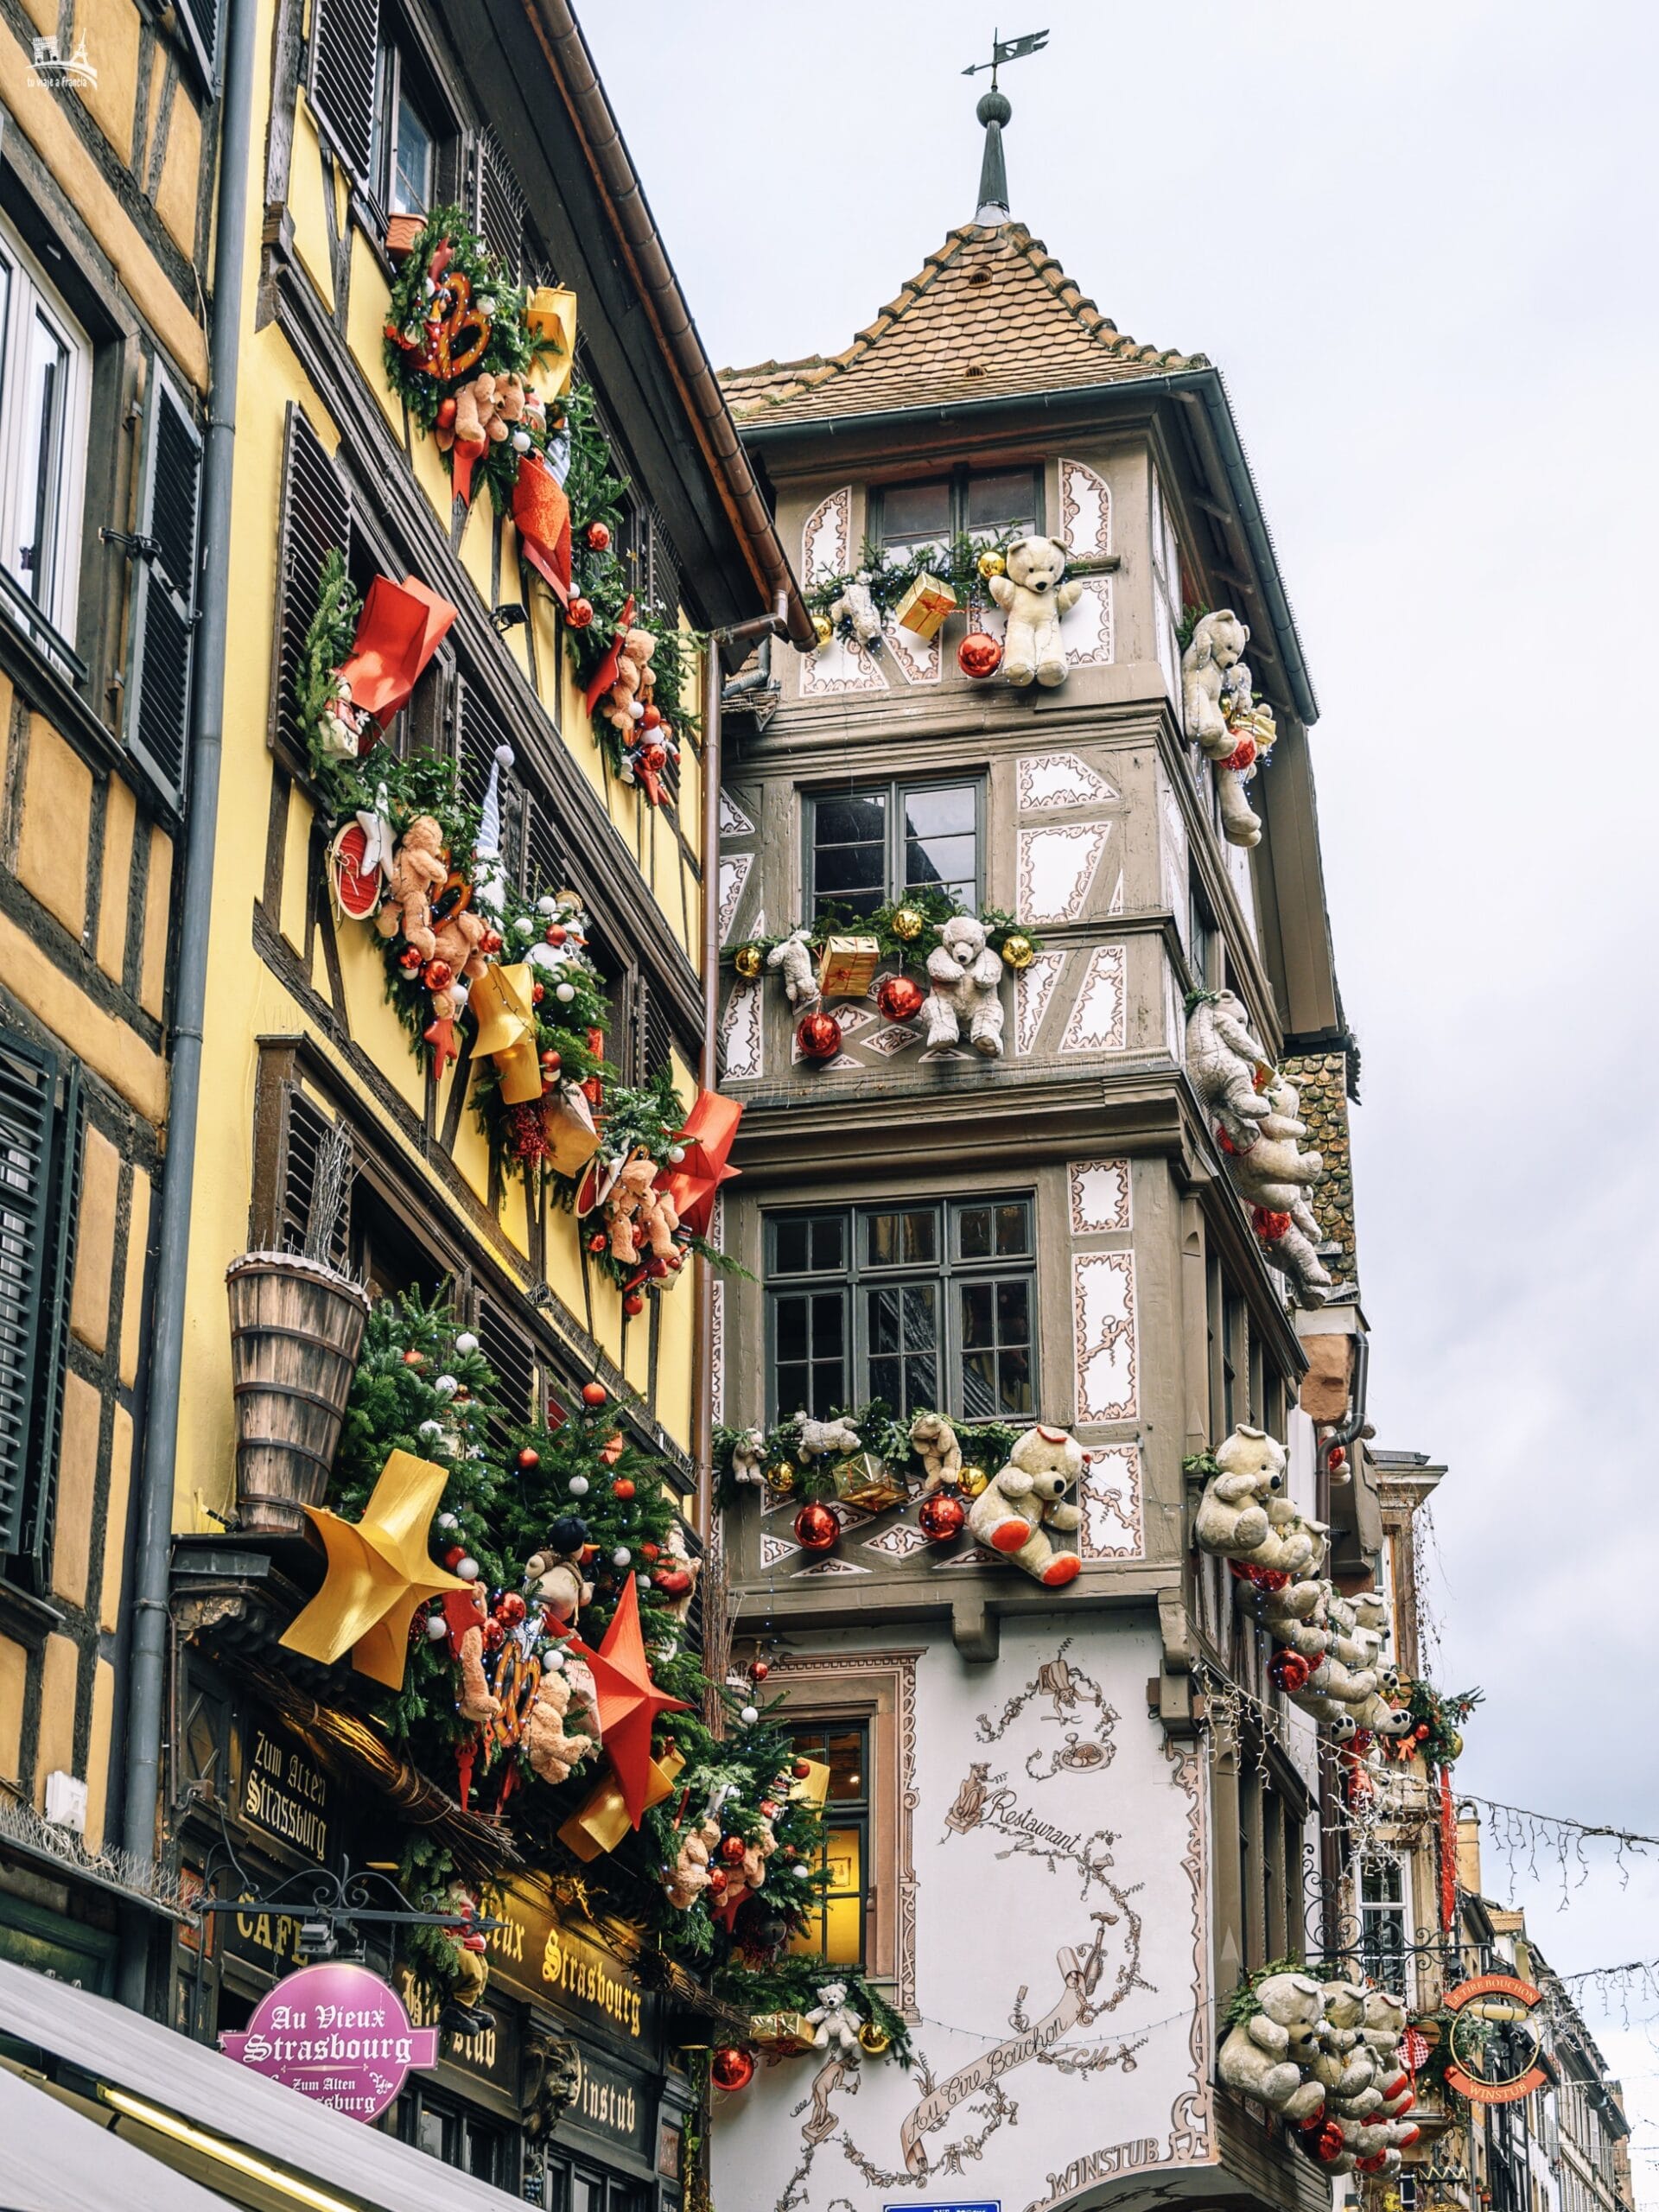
[963,27,1049,224]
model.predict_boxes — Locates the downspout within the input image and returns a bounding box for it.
[119,0,258,2005]
[690,595,790,1541]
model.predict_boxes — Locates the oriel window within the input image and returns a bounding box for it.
[874,464,1040,563]
[807,779,981,918]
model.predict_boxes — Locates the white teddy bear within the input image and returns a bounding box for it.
[728,1427,766,1487]
[1216,1970,1329,2120]
[1245,1572,1332,1658]
[987,536,1082,687]
[966,1425,1084,1587]
[1193,1427,1319,1576]
[910,1410,962,1492]
[1221,1078,1333,1304]
[827,580,881,648]
[797,1414,861,1460]
[1185,992,1273,1147]
[1181,610,1251,757]
[924,915,1004,1057]
[766,925,819,1007]
[804,1980,862,2055]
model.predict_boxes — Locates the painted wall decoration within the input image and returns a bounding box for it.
[1017,822,1111,925]
[1069,1157,1131,1235]
[1059,944,1128,1053]
[1017,752,1118,812]
[1073,1250,1138,1421]
[714,1618,1211,2212]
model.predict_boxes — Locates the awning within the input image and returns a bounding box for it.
[0,1955,525,2212]
[0,2063,233,2211]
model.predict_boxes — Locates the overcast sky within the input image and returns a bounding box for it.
[582,0,1659,2181]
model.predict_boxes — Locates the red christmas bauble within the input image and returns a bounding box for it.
[480,930,503,956]
[1251,1206,1292,1241]
[957,629,1004,680]
[707,1867,728,1894]
[423,958,453,990]
[497,1592,527,1625]
[402,1349,425,1368]
[582,1382,608,1407]
[752,1660,770,1681]
[531,982,545,1003]
[397,945,423,974]
[567,596,595,630]
[795,1012,843,1062]
[1327,1443,1346,1470]
[1227,1560,1290,1592]
[1305,2122,1346,2164]
[1356,2154,1389,2176]
[793,1502,840,1553]
[435,397,457,430]
[1268,1647,1312,1694]
[710,2046,754,2093]
[584,521,611,552]
[587,1232,607,1253]
[640,703,662,730]
[623,1293,645,1317]
[518,1446,540,1471]
[918,1492,967,1543]
[876,973,925,1023]
[482,1619,505,1651]
[640,1541,659,1560]
[1295,2105,1329,2132]
[791,1760,811,1780]
[760,1799,779,1820]
[720,1834,747,1865]
[612,1478,637,1500]
[1222,734,1257,773]
[443,1547,464,1570]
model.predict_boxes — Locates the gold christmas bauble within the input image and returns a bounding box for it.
[1000,932,1035,971]
[811,613,833,650]
[857,2021,892,2056]
[765,1461,797,1494]
[734,943,764,981]
[958,1466,988,1498]
[976,549,1006,581]
[891,906,925,944]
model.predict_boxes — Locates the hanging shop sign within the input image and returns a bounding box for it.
[220,1961,439,2122]
[239,1719,334,1863]
[1441,1973,1547,2105]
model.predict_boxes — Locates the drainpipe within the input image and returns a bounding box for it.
[690,596,790,1540]
[118,0,258,2005]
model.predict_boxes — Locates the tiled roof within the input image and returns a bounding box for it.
[719,222,1206,425]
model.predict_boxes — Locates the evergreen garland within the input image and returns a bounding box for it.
[715,1401,1024,1510]
[382,207,537,440]
[728,887,1042,976]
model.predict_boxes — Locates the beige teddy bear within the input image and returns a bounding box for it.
[1216,1969,1330,2119]
[524,1520,594,1627]
[910,1411,962,1493]
[440,1586,501,1726]
[605,1148,680,1265]
[664,1816,721,1909]
[524,1664,595,1786]
[1185,990,1273,1149]
[966,1424,1084,1586]
[602,627,658,737]
[1181,609,1252,757]
[924,914,1004,1057]
[438,370,529,455]
[1193,1425,1287,1560]
[988,536,1082,686]
[387,817,448,960]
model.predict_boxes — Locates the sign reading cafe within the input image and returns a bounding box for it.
[221,1961,439,2121]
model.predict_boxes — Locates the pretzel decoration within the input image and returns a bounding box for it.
[387,252,493,380]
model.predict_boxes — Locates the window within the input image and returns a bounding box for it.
[806,780,980,918]
[540,2157,648,2212]
[0,1034,82,1572]
[0,216,90,658]
[371,32,435,215]
[400,2085,511,2186]
[875,465,1040,563]
[1358,1854,1409,1996]
[766,1197,1034,1421]
[1187,874,1216,991]
[786,1723,869,1967]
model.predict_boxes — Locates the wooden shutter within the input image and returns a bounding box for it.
[172,0,220,82]
[308,0,381,181]
[270,405,352,772]
[471,131,526,283]
[278,1088,354,1271]
[639,979,675,1084]
[474,1291,537,1455]
[455,666,527,892]
[0,1039,78,1560]
[522,791,568,907]
[124,371,202,809]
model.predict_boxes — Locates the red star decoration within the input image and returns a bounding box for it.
[569,1574,690,1827]
[657,1090,743,1241]
[423,1013,460,1080]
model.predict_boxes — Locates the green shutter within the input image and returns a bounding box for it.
[124,371,203,810]
[0,1039,62,1555]
[20,1064,82,1567]
[308,0,381,182]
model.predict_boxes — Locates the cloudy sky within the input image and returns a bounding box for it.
[582,0,1659,2177]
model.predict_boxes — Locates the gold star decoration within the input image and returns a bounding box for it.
[280,1450,468,1689]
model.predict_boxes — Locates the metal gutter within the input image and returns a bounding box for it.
[523,0,817,652]
[737,367,1318,725]
[119,0,258,2001]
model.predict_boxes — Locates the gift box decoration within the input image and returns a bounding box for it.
[788,1757,830,1812]
[830,1451,907,1513]
[893,573,957,640]
[525,286,578,400]
[816,935,880,1001]
[749,2012,817,2053]
[543,1085,601,1178]
[557,1745,685,1863]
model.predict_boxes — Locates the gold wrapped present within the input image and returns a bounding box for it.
[544,1086,601,1178]
[830,1451,906,1512]
[558,1745,685,1863]
[469,963,542,1103]
[816,935,880,1000]
[750,2012,817,2053]
[893,573,957,640]
[788,1757,830,1812]
[525,286,577,400]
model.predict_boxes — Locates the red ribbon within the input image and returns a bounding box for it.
[512,451,572,605]
[450,435,489,510]
[335,573,457,739]
[583,597,637,713]
[1438,1764,1457,1929]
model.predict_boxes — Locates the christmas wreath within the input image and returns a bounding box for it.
[1382,1679,1482,1768]
[321,1293,907,2058]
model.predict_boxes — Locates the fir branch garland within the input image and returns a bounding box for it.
[728,887,1043,976]
[715,1402,1025,1510]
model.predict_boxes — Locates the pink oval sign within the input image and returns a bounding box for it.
[220,1961,440,2122]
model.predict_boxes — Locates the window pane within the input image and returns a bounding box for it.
[960,1281,995,1350]
[995,1201,1032,1256]
[863,1209,937,1267]
[810,1216,847,1272]
[996,1279,1032,1342]
[867,1283,938,1413]
[957,1205,991,1261]
[966,468,1038,534]
[773,1218,810,1275]
[814,842,887,901]
[901,785,976,841]
[995,1344,1033,1413]
[775,1294,809,1365]
[816,794,887,847]
[825,1733,865,1799]
[905,833,976,898]
[392,87,434,213]
[12,311,69,609]
[880,480,951,545]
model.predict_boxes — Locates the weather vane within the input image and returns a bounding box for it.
[963,28,1050,88]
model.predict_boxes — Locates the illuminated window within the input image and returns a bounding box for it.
[786,1723,869,1968]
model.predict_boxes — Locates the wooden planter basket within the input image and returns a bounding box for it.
[226,1250,372,1534]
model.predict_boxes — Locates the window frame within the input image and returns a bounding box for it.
[871,462,1045,563]
[368,22,442,221]
[804,775,985,922]
[0,212,92,669]
[785,1719,871,1970]
[764,1194,1038,1425]
[1357,1850,1412,2003]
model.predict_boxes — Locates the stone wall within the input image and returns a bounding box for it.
[1284,1049,1356,1280]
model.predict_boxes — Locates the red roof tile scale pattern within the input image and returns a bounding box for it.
[719,223,1206,424]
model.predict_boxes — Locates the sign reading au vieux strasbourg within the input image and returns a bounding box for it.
[220,1961,439,2122]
